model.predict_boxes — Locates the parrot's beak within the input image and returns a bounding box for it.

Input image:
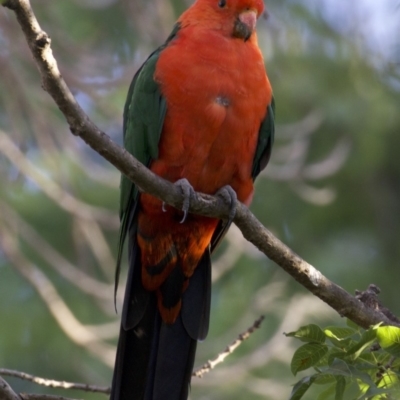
[238,10,257,33]
[233,9,257,41]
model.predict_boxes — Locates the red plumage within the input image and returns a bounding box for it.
[139,0,272,323]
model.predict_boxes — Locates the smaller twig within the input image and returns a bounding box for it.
[0,370,110,395]
[0,227,116,366]
[193,315,265,378]
[0,202,114,301]
[20,394,80,400]
[0,130,118,228]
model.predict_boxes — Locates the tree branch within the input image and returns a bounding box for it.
[0,130,117,228]
[0,375,98,400]
[20,395,81,400]
[0,370,109,395]
[0,227,116,367]
[0,201,115,301]
[2,0,398,336]
[0,376,20,400]
[193,315,265,378]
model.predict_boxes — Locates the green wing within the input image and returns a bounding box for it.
[251,96,276,180]
[115,24,180,300]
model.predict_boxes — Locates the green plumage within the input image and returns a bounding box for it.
[114,25,180,300]
[252,97,276,179]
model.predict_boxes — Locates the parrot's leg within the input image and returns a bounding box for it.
[163,182,237,224]
[216,185,237,223]
[162,178,195,223]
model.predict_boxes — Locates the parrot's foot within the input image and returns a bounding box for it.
[162,178,195,223]
[216,185,237,223]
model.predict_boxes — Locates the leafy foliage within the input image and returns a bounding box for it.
[287,323,400,400]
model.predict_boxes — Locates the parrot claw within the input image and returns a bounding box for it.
[216,185,237,223]
[162,178,195,223]
[176,178,195,223]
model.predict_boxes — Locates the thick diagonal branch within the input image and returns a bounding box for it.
[2,0,397,330]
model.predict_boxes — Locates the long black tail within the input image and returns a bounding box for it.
[110,229,211,400]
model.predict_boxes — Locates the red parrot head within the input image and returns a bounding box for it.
[180,0,265,41]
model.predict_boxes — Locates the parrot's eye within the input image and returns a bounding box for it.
[218,0,227,8]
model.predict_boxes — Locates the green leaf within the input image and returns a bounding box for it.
[289,376,315,400]
[327,350,348,365]
[377,370,400,389]
[357,379,370,398]
[317,383,336,400]
[291,343,329,375]
[334,376,346,400]
[327,358,352,377]
[324,326,356,340]
[326,336,353,349]
[346,327,377,360]
[346,381,364,399]
[314,373,337,385]
[286,324,326,344]
[314,349,332,368]
[362,385,399,399]
[357,353,379,365]
[324,326,354,349]
[376,326,400,357]
[326,358,375,387]
[354,362,380,373]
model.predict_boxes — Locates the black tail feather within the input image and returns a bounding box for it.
[150,317,197,399]
[111,298,198,400]
[111,295,158,400]
[110,228,210,400]
[182,251,211,341]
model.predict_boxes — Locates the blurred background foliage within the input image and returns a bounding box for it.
[0,0,399,399]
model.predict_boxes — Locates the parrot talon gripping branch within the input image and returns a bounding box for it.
[172,178,196,223]
[111,1,275,399]
[215,184,238,223]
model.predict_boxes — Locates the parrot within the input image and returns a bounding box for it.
[110,0,275,399]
